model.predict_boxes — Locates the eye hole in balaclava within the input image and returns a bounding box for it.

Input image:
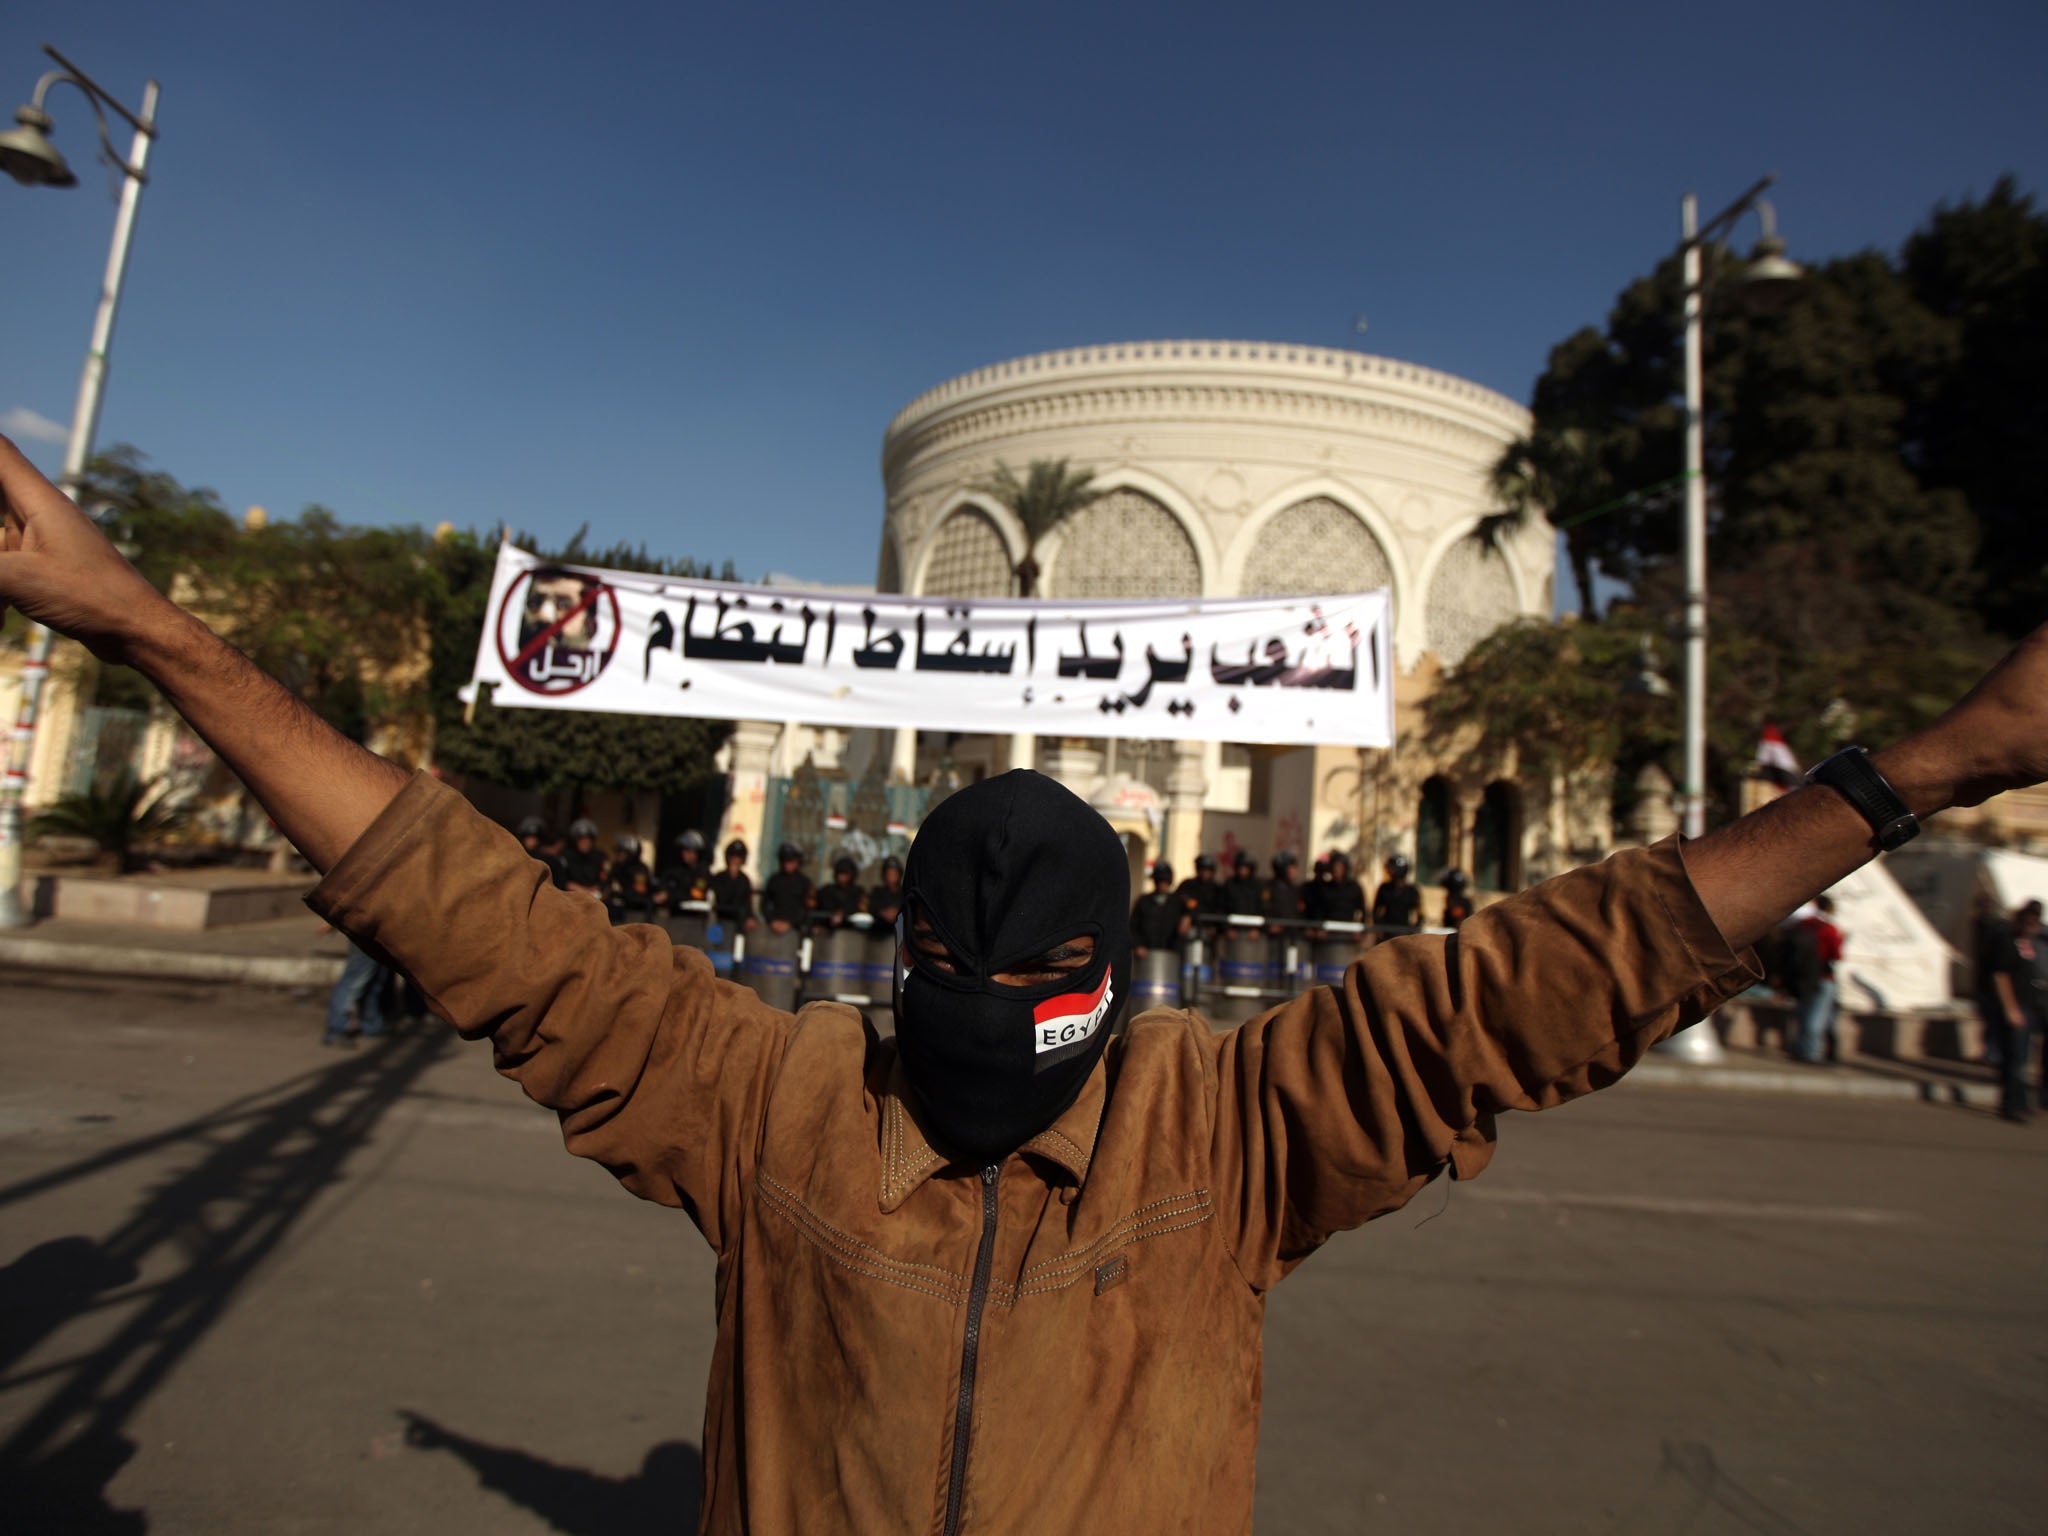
[894,770,1132,1166]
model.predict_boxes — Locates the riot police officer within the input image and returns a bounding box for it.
[561,818,607,896]
[814,855,866,928]
[868,855,905,927]
[1174,853,1223,925]
[1130,860,1191,957]
[1265,850,1305,928]
[517,816,568,890]
[1321,852,1368,925]
[606,833,657,923]
[660,829,711,910]
[709,838,755,931]
[1440,867,1476,929]
[1222,851,1267,919]
[761,842,814,934]
[1372,853,1422,934]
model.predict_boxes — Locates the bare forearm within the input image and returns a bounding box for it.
[124,603,410,872]
[1684,733,1955,951]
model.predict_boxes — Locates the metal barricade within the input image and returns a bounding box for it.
[739,923,801,1012]
[1130,947,1184,1012]
[1198,918,1284,1026]
[803,917,876,1007]
[1308,921,1364,986]
[861,928,897,1033]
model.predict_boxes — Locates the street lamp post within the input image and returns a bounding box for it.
[0,45,160,928]
[1656,176,1802,1063]
[1676,175,1803,842]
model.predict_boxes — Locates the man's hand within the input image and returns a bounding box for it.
[0,436,409,871]
[0,435,180,659]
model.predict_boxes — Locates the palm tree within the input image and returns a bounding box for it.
[1484,427,1604,619]
[970,459,1109,597]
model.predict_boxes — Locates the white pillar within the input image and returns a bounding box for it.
[890,726,918,784]
[722,720,783,881]
[1163,739,1208,875]
[1007,732,1036,773]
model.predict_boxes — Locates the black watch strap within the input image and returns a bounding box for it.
[1806,746,1920,852]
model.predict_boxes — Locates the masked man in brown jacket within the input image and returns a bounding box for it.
[5,436,2046,1535]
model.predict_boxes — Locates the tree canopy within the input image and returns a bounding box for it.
[77,450,735,800]
[1478,178,2045,821]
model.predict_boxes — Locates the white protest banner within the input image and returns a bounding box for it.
[463,544,1393,747]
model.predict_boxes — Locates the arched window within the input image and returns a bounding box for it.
[1045,488,1201,599]
[1472,780,1520,891]
[1241,497,1393,597]
[1416,775,1451,878]
[920,506,1013,598]
[1424,533,1520,667]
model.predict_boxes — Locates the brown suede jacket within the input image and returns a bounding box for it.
[310,776,1758,1535]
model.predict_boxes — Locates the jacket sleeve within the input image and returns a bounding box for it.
[1208,838,1758,1291]
[308,774,790,1253]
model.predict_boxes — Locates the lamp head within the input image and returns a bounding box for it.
[0,104,74,187]
[1737,233,1803,314]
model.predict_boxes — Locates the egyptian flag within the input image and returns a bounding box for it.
[1755,724,1800,788]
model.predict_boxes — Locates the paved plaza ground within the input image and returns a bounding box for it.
[2,968,2044,1534]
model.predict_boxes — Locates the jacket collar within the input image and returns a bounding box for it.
[879,1054,1108,1213]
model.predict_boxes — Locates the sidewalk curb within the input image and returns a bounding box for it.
[0,934,344,989]
[1624,1058,1997,1108]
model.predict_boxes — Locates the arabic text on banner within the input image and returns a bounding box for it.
[464,545,1395,748]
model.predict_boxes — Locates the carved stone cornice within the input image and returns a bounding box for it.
[881,341,1530,485]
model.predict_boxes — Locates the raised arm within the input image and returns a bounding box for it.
[1211,624,2048,1291]
[0,436,405,868]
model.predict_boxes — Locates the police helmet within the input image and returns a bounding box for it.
[880,855,902,876]
[516,816,547,840]
[1233,850,1256,872]
[1272,850,1299,874]
[777,841,804,864]
[1386,853,1412,878]
[1443,867,1469,890]
[1195,852,1218,873]
[569,817,598,840]
[1313,855,1331,879]
[1151,860,1175,885]
[676,829,706,853]
[724,838,748,862]
[614,832,641,857]
[833,855,858,878]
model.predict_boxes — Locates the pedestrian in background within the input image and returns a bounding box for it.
[1786,896,1845,1064]
[321,934,390,1047]
[1989,899,2047,1123]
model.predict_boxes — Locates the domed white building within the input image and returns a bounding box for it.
[841,340,1604,895]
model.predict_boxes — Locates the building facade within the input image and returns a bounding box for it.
[842,339,1587,898]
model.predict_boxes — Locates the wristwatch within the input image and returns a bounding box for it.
[1805,746,1920,852]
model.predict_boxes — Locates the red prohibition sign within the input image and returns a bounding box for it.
[496,567,622,696]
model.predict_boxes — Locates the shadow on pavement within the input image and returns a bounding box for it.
[0,1021,454,1534]
[400,1410,704,1534]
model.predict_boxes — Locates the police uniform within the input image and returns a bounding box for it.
[710,868,755,926]
[1372,879,1422,932]
[1130,889,1188,953]
[761,870,814,927]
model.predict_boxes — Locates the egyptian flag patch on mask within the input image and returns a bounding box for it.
[1033,971,1115,1066]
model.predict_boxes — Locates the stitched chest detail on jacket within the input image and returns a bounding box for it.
[880,1099,944,1206]
[993,1189,1213,1303]
[756,1170,970,1305]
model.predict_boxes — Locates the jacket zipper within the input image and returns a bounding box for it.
[942,1163,1001,1536]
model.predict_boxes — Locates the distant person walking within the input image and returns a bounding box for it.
[1989,900,2047,1124]
[1787,896,1844,1064]
[322,936,390,1047]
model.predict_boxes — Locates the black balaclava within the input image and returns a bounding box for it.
[896,770,1131,1167]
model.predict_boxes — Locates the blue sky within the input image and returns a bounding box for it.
[4,0,2043,590]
